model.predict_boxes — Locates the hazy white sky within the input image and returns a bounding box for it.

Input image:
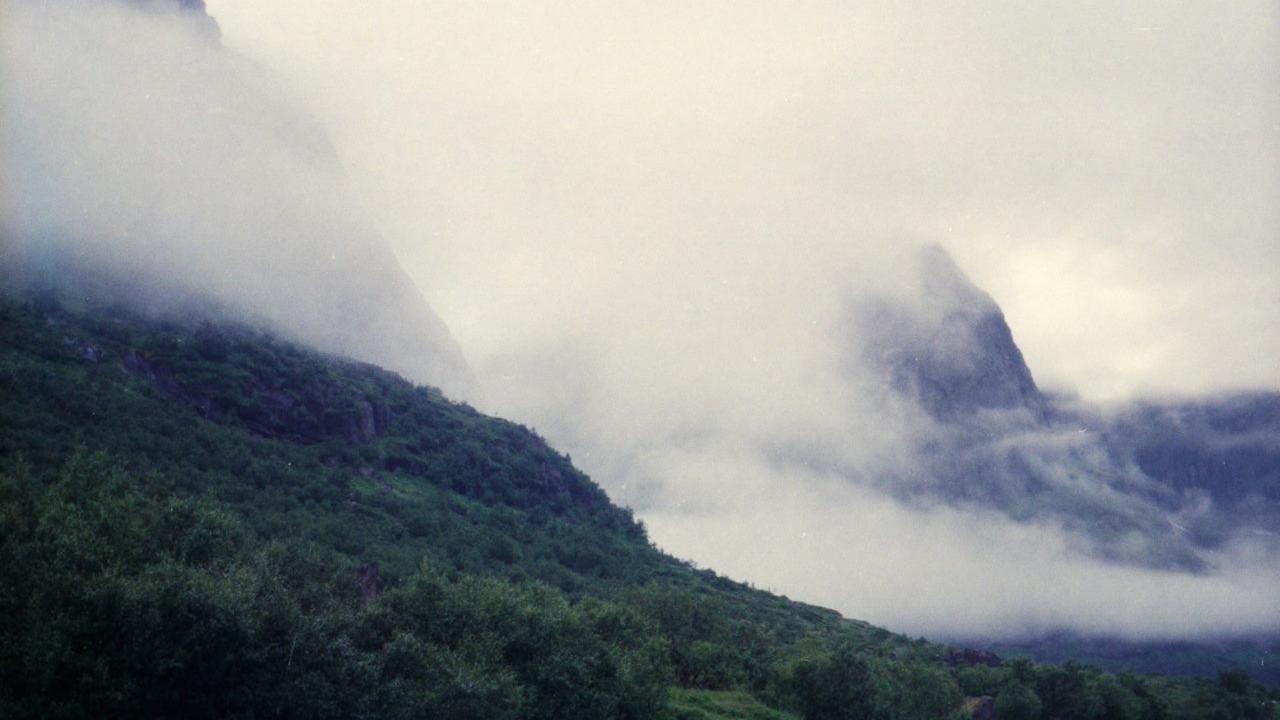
[208,0,1279,402]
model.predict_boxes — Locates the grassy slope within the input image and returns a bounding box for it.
[663,689,802,720]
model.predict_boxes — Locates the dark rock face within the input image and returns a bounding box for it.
[121,349,214,416]
[859,245,1044,422]
[947,648,1002,668]
[1114,394,1280,504]
[1100,392,1280,547]
[886,310,1043,420]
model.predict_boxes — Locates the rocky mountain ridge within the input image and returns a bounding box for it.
[854,246,1280,685]
[853,245,1280,572]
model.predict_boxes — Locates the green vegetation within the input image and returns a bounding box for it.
[0,454,667,719]
[1,293,1276,719]
[951,659,1278,720]
[663,688,802,720]
[986,635,1280,691]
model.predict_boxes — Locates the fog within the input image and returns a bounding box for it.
[1,0,471,397]
[643,458,1280,641]
[6,0,1278,642]
[209,0,1280,402]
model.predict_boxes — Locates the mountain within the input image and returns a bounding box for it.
[851,245,1280,685]
[0,291,887,717]
[1109,394,1280,536]
[857,244,1045,422]
[3,292,1274,718]
[852,245,1279,569]
[4,1,1278,715]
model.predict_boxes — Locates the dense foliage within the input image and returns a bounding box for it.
[952,660,1277,720]
[0,454,668,719]
[1,293,1275,719]
[986,634,1280,691]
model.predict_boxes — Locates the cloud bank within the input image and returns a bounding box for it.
[1,0,470,396]
[642,456,1280,641]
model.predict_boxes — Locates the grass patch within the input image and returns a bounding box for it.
[662,688,800,720]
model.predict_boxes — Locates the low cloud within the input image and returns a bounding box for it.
[1,0,470,396]
[470,246,1280,641]
[644,461,1280,641]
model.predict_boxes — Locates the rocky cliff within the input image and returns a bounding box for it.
[857,245,1044,421]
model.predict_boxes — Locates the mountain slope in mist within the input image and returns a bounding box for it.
[4,0,1277,698]
[1,0,471,397]
[852,245,1279,572]
[4,292,1276,715]
[849,245,1280,683]
[857,244,1045,422]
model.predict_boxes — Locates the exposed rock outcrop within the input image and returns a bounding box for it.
[857,245,1044,421]
[353,562,383,603]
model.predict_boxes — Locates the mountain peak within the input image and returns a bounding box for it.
[857,244,1043,420]
[916,243,1000,315]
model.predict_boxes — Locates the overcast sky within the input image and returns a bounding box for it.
[13,0,1273,640]
[208,0,1279,403]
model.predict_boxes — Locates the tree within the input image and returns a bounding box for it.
[789,643,881,720]
[881,662,962,720]
[996,682,1043,720]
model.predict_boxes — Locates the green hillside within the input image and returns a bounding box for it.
[1,292,1275,719]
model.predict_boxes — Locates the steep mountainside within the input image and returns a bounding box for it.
[1110,395,1280,530]
[3,292,1274,717]
[0,292,896,712]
